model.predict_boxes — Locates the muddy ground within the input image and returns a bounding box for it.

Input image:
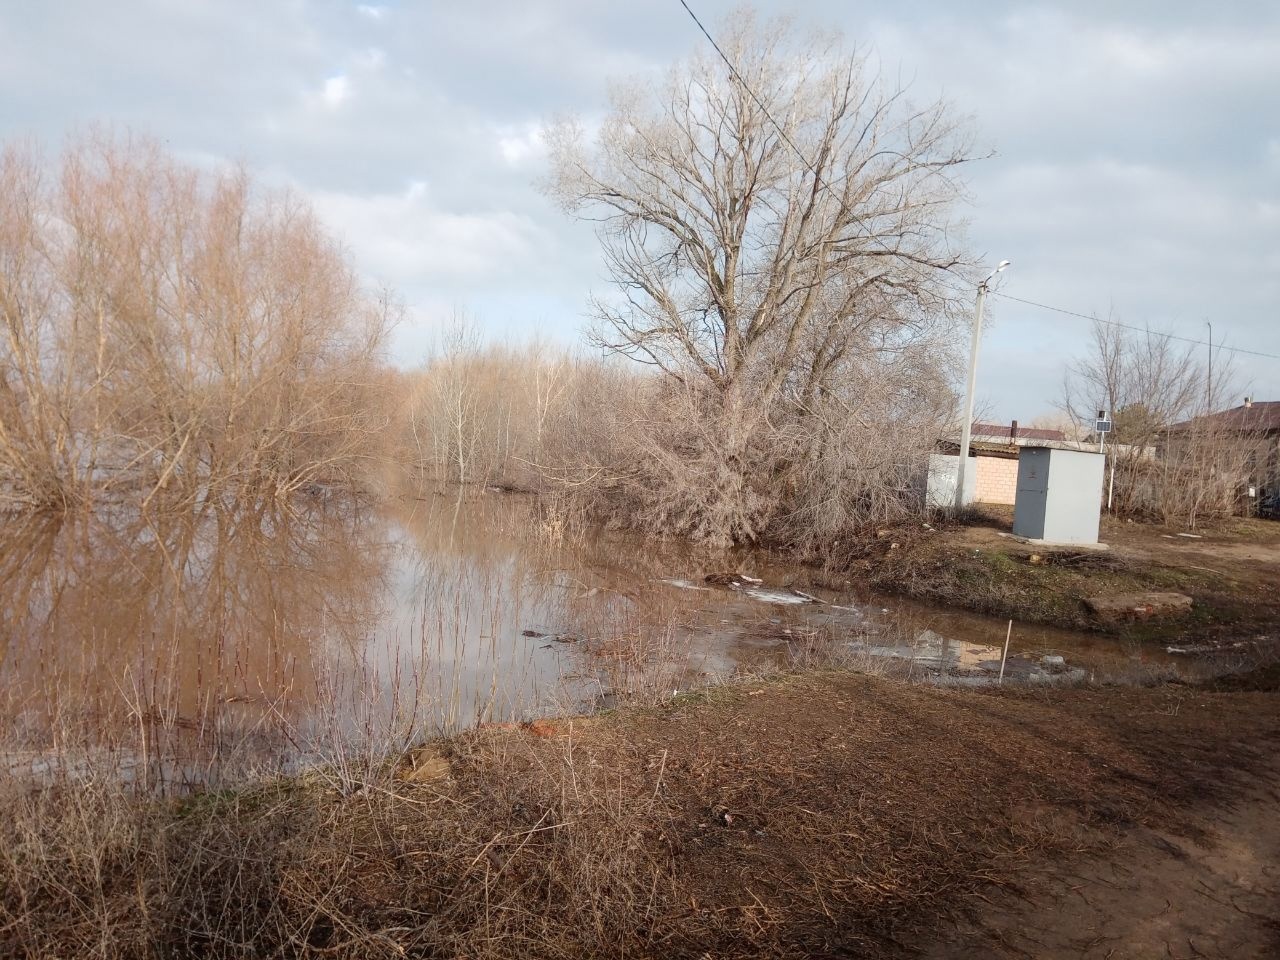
[6,668,1277,958]
[860,508,1280,646]
[918,776,1280,959]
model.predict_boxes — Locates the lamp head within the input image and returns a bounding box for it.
[982,260,1011,286]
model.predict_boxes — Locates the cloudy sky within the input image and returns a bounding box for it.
[3,0,1277,419]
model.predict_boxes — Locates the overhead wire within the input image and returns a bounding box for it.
[673,0,1278,367]
[673,0,918,259]
[990,291,1280,362]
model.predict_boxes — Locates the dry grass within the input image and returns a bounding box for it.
[3,671,1277,959]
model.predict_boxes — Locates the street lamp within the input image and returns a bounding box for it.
[954,260,1011,510]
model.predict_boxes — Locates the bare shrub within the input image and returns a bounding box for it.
[608,380,781,544]
[778,341,957,558]
[0,133,391,512]
[402,323,648,496]
[1061,318,1253,526]
[1144,420,1259,527]
[402,322,955,552]
[525,332,958,551]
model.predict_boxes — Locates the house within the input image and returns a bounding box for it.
[970,421,1069,446]
[936,421,1068,506]
[1163,399,1280,516]
[1168,399,1280,438]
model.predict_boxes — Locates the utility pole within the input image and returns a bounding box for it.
[954,260,1010,510]
[1205,320,1213,412]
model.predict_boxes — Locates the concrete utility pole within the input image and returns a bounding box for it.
[1205,320,1213,412]
[954,260,1010,510]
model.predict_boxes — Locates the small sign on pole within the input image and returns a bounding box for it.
[1095,410,1112,455]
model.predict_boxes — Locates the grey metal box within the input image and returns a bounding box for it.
[1012,447,1105,545]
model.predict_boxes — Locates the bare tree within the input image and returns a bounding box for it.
[403,319,623,493]
[546,13,974,405]
[1060,318,1206,443]
[543,12,975,543]
[1060,318,1251,525]
[0,133,391,512]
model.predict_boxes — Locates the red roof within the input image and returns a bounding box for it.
[1168,401,1280,434]
[971,422,1066,442]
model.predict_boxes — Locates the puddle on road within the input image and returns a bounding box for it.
[0,483,1181,784]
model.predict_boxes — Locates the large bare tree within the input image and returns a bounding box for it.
[545,12,977,415]
[542,13,978,544]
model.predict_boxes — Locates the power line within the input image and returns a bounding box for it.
[674,0,913,263]
[676,0,817,186]
[991,291,1280,362]
[675,1,1278,369]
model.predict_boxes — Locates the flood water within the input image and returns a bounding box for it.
[0,483,1179,786]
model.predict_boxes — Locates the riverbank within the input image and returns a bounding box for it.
[5,667,1277,958]
[857,508,1280,647]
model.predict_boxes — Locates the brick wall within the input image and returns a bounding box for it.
[974,454,1019,505]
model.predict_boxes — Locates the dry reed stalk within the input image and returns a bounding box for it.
[4,670,1277,959]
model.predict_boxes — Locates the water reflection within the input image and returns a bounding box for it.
[1,483,1181,785]
[0,496,388,778]
[0,486,737,783]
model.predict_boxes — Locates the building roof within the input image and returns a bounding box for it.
[1167,401,1280,434]
[969,440,1021,458]
[936,438,1020,459]
[971,421,1066,442]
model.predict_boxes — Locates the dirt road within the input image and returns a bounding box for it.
[918,770,1280,958]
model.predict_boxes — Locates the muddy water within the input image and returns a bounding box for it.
[0,486,1176,783]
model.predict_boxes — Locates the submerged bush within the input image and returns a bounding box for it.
[0,132,392,512]
[403,331,952,552]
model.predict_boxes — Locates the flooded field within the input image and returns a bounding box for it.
[0,483,1182,787]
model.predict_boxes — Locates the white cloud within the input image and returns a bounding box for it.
[309,180,550,285]
[356,47,386,71]
[321,74,351,108]
[1098,29,1170,73]
[1,0,1275,412]
[496,123,545,167]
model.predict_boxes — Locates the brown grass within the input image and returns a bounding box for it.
[3,671,1276,959]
